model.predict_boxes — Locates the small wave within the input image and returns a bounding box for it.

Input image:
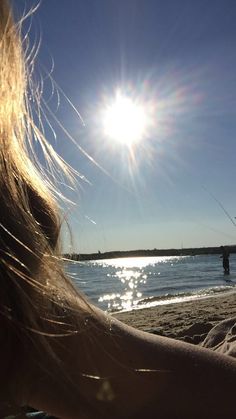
[117,284,236,312]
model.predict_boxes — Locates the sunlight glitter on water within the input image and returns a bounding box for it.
[95,256,188,311]
[94,256,184,269]
[96,257,180,309]
[99,278,141,310]
[66,255,236,312]
[98,267,146,311]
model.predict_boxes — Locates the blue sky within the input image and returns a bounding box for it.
[18,0,236,253]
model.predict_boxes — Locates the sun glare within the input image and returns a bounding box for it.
[103,92,148,146]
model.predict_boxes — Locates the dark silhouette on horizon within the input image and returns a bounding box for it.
[63,245,236,262]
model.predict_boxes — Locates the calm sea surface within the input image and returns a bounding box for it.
[64,254,236,313]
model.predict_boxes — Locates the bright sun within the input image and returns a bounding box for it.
[103,92,148,146]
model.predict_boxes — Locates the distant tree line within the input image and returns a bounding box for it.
[63,245,236,262]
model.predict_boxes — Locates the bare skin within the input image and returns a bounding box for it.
[10,306,236,419]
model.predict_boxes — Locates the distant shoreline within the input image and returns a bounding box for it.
[63,245,236,261]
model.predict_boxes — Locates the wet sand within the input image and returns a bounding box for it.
[113,292,236,344]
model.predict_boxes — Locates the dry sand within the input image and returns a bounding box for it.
[113,292,236,344]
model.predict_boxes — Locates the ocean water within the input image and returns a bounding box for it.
[64,254,236,313]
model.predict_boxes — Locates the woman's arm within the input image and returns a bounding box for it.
[19,306,236,419]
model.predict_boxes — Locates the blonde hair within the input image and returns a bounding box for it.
[0,0,88,409]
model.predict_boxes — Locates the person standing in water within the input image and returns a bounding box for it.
[220,246,230,274]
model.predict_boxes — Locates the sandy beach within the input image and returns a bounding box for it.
[113,292,236,344]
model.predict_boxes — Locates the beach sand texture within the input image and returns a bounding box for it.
[113,292,236,344]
